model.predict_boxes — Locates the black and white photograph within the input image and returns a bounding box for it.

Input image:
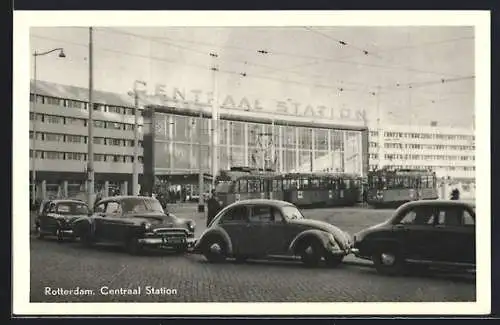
[13,11,490,315]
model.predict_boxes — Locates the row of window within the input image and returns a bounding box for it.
[368,165,476,172]
[30,113,138,131]
[383,131,474,141]
[368,175,437,189]
[29,131,143,147]
[232,177,359,193]
[30,94,137,116]
[382,143,475,151]
[369,153,475,161]
[29,150,143,163]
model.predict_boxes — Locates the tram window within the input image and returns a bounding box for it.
[290,179,298,189]
[301,178,309,189]
[318,178,327,189]
[238,179,248,192]
[403,177,410,188]
[248,179,260,193]
[310,178,320,189]
[345,179,351,189]
[282,179,290,190]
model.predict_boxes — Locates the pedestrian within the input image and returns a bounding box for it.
[206,189,221,227]
[362,187,368,207]
[450,188,460,200]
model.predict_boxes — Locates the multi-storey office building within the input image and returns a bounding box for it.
[367,124,475,180]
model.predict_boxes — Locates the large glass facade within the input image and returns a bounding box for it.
[152,112,364,175]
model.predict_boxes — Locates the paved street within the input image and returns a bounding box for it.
[30,204,475,302]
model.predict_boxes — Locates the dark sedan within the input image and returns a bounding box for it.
[71,196,196,255]
[34,199,90,241]
[194,199,353,267]
[352,200,475,275]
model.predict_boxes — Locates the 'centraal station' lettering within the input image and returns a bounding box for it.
[147,84,366,122]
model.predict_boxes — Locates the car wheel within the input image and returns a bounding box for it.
[126,237,143,255]
[298,239,323,267]
[372,249,405,275]
[325,254,344,267]
[202,236,227,263]
[35,224,44,240]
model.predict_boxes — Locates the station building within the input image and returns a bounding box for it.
[28,80,475,200]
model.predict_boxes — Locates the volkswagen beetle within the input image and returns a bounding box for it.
[194,199,353,267]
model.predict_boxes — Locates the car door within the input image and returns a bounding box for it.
[92,201,109,240]
[100,201,125,242]
[255,206,290,255]
[218,205,253,255]
[43,202,59,233]
[393,205,440,261]
[434,205,476,264]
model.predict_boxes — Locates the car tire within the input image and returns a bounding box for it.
[202,236,227,263]
[372,248,405,275]
[298,239,323,267]
[35,224,44,240]
[126,237,143,255]
[325,254,344,267]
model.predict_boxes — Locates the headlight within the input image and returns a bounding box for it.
[188,221,196,231]
[143,222,152,231]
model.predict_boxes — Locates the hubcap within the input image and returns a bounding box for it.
[304,246,314,255]
[381,253,396,266]
[209,243,221,254]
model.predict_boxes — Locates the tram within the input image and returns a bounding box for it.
[215,167,361,208]
[366,168,439,208]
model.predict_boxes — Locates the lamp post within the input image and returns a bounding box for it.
[197,108,204,212]
[31,47,66,206]
[132,80,147,196]
[87,27,95,207]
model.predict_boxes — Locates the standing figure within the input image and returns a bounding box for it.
[206,189,221,227]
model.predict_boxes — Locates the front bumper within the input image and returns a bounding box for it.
[137,237,197,249]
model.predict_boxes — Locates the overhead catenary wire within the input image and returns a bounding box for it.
[30,33,474,102]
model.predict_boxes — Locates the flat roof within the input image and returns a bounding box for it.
[146,105,368,132]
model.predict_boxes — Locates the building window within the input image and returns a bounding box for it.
[108,106,122,114]
[45,97,61,106]
[124,108,133,115]
[66,135,84,143]
[113,155,121,163]
[124,156,133,163]
[65,117,86,127]
[109,138,122,146]
[66,152,85,160]
[45,151,64,160]
[46,115,63,124]
[94,120,106,128]
[94,154,106,161]
[44,133,64,142]
[108,122,122,130]
[124,124,134,131]
[93,137,105,145]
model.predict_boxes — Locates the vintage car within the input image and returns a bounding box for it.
[71,196,196,255]
[352,200,475,275]
[34,199,90,241]
[194,199,353,267]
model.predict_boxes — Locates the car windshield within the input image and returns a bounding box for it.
[281,205,305,220]
[56,202,89,215]
[121,198,164,214]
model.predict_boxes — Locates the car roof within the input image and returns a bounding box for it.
[47,199,88,205]
[96,195,156,203]
[399,200,475,209]
[227,199,296,208]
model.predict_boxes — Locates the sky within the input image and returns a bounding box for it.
[29,26,475,128]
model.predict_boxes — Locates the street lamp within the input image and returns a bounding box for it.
[31,47,66,206]
[132,80,147,196]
